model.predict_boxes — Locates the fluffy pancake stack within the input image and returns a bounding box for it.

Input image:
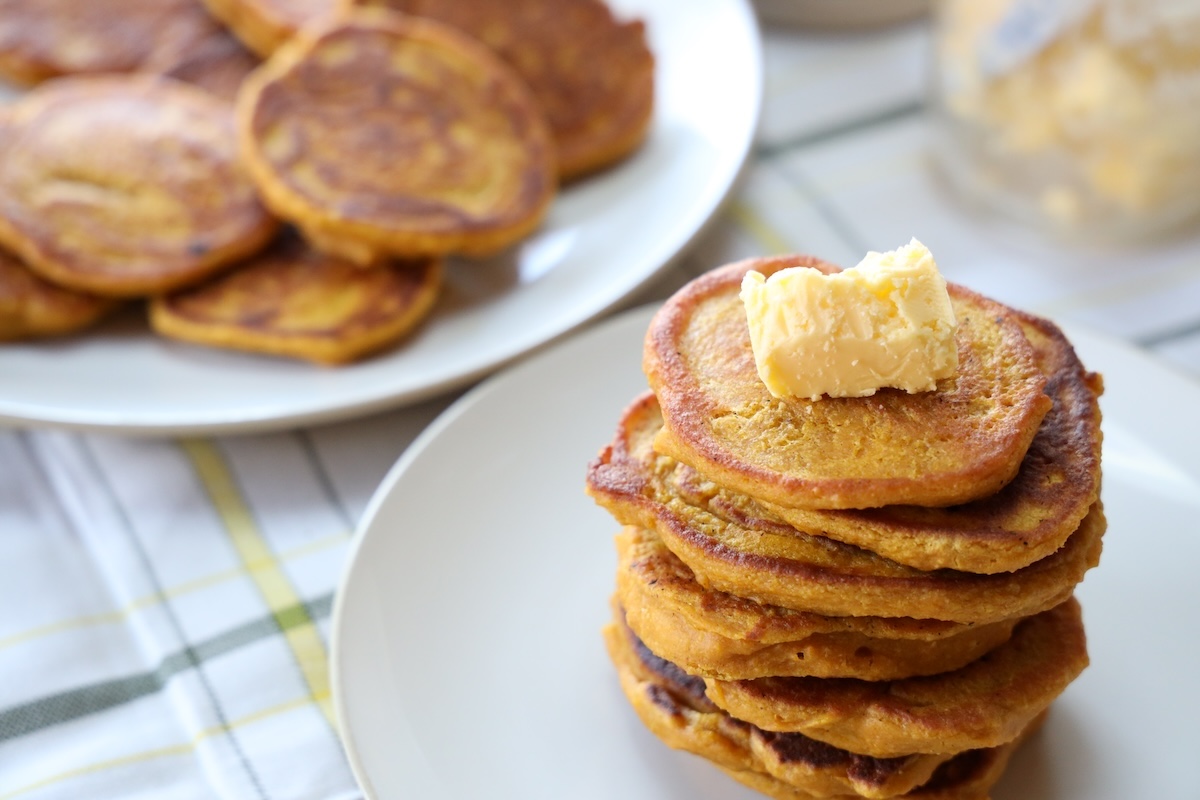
[0,0,652,362]
[586,254,1104,799]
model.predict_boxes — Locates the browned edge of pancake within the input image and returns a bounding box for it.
[760,310,1104,573]
[605,611,953,799]
[149,233,441,364]
[587,391,1106,624]
[202,0,348,57]
[703,597,1086,757]
[615,525,1020,681]
[0,248,120,340]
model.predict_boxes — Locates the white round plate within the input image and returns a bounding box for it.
[332,304,1200,799]
[0,0,761,435]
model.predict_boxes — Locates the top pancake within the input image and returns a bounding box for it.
[370,0,654,180]
[0,0,219,86]
[236,9,557,264]
[0,75,277,297]
[762,311,1103,573]
[645,255,1053,510]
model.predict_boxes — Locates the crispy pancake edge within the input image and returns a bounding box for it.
[150,240,441,364]
[615,525,1019,681]
[587,391,1106,623]
[604,616,953,799]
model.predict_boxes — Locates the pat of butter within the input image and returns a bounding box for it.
[740,240,958,400]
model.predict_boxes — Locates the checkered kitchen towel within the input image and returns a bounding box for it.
[0,406,446,800]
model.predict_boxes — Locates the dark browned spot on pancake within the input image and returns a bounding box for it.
[754,729,912,786]
[915,748,986,791]
[627,621,711,711]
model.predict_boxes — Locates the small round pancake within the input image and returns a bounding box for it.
[158,27,260,102]
[761,312,1104,573]
[0,76,277,297]
[0,248,118,341]
[615,526,1019,682]
[0,0,218,86]
[586,392,1104,624]
[201,0,347,57]
[150,232,440,364]
[366,0,654,180]
[703,598,1087,758]
[644,256,1054,510]
[236,9,557,264]
[604,619,955,799]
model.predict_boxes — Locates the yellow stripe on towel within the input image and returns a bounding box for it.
[182,439,335,728]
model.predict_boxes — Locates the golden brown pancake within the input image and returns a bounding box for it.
[201,0,346,57]
[604,618,954,799]
[0,248,118,341]
[759,312,1104,573]
[365,0,654,180]
[644,255,1053,510]
[704,598,1086,758]
[158,27,260,102]
[587,392,1104,624]
[236,9,557,264]
[615,526,1019,681]
[0,0,219,86]
[0,75,277,297]
[150,231,440,364]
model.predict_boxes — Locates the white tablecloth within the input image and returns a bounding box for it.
[3,13,1200,800]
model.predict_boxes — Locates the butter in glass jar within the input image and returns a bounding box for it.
[932,0,1200,241]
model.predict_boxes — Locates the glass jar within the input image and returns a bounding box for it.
[931,0,1200,241]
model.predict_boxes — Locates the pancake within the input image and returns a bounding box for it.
[150,231,440,364]
[759,311,1104,574]
[644,255,1053,510]
[0,75,277,297]
[604,618,954,799]
[587,391,1104,624]
[158,27,260,102]
[0,0,218,86]
[704,598,1086,758]
[201,0,346,57]
[615,526,1019,682]
[236,9,557,264]
[365,0,654,180]
[0,248,118,341]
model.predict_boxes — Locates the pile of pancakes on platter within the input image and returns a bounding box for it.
[0,0,653,363]
[587,253,1105,799]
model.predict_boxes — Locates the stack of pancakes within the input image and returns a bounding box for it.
[586,254,1104,799]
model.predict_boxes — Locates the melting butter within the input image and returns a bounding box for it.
[740,240,958,400]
